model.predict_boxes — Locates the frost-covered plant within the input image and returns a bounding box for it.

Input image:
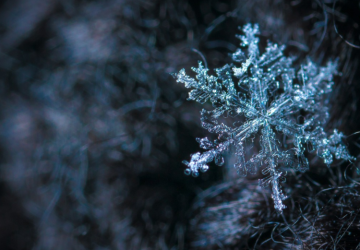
[174,24,354,212]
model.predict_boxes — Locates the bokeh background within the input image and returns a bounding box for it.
[0,0,360,249]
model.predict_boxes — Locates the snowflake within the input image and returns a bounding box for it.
[174,24,355,212]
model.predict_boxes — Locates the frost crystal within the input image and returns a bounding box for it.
[174,24,355,212]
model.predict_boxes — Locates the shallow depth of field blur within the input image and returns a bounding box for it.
[0,0,360,249]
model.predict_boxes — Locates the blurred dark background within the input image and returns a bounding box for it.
[0,0,360,249]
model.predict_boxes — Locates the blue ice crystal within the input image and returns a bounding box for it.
[174,24,354,212]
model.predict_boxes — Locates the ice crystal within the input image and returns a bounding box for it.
[174,24,355,212]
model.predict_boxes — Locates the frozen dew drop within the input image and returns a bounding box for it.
[215,154,225,166]
[184,169,191,175]
[192,172,199,177]
[200,165,209,172]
